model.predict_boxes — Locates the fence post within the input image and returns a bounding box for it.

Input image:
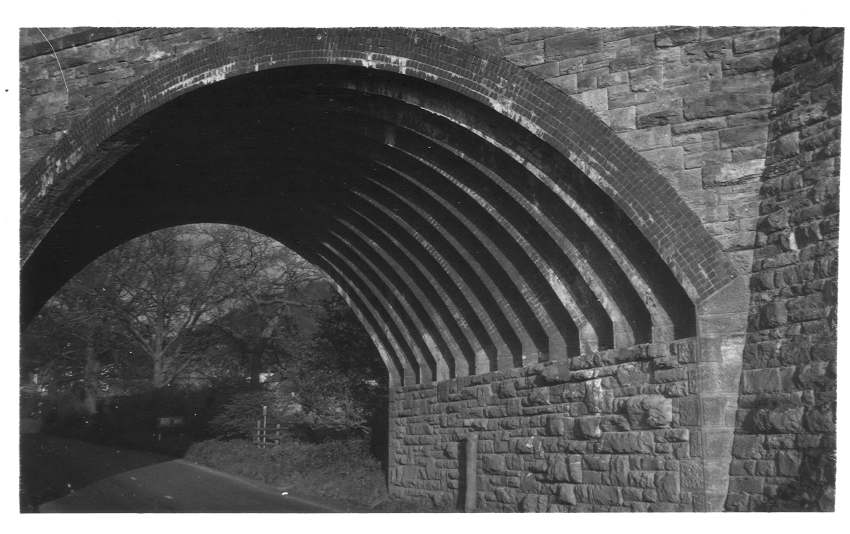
[464,434,478,512]
[262,405,268,448]
[275,423,281,446]
[255,420,261,448]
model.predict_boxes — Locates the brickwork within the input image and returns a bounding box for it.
[724,27,841,512]
[389,339,710,511]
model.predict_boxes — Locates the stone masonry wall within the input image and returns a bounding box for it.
[725,27,841,512]
[433,27,781,275]
[389,339,710,512]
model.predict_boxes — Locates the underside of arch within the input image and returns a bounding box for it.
[21,63,714,379]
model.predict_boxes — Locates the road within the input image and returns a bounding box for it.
[22,435,337,513]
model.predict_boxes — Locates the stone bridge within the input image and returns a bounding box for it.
[20,27,840,511]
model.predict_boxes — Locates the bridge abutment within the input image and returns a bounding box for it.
[387,332,745,512]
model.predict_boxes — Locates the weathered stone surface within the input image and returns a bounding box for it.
[655,27,700,47]
[684,93,772,120]
[576,416,602,439]
[546,415,566,436]
[556,484,577,505]
[621,394,674,428]
[480,455,505,477]
[655,472,680,502]
[576,484,621,506]
[701,159,765,186]
[539,362,571,385]
[599,432,655,454]
[544,31,602,60]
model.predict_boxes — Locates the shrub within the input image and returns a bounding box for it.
[208,389,296,439]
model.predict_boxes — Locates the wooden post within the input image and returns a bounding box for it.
[256,420,261,448]
[275,423,281,446]
[464,435,478,512]
[262,405,268,447]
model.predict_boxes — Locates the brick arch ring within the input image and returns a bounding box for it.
[21,28,748,511]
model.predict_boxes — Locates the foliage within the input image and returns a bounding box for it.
[204,292,388,443]
[310,293,388,390]
[207,389,296,439]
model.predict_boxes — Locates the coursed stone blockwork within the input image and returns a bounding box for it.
[725,27,841,512]
[389,340,710,511]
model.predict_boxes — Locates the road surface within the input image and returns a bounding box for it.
[22,435,337,513]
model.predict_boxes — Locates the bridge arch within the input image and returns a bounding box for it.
[20,27,755,511]
[21,28,744,385]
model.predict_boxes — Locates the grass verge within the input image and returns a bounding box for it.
[184,438,449,512]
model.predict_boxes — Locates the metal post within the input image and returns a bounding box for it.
[464,435,478,512]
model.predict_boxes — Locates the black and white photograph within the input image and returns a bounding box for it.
[7,1,847,521]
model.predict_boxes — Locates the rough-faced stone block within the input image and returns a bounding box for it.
[656,472,681,502]
[701,158,765,186]
[545,31,603,61]
[574,87,609,112]
[599,431,655,454]
[545,455,570,482]
[520,493,547,512]
[733,29,780,54]
[525,387,550,406]
[732,434,764,459]
[557,484,577,505]
[577,484,621,506]
[576,416,602,439]
[539,362,571,385]
[601,106,636,131]
[723,51,775,74]
[548,73,578,93]
[684,92,772,120]
[483,454,506,474]
[622,394,674,428]
[619,124,672,150]
[641,146,685,173]
[627,470,656,489]
[655,27,700,47]
[636,99,684,127]
[719,124,769,148]
[546,415,566,436]
[630,65,663,92]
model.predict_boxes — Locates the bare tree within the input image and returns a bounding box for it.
[24,224,327,392]
[199,225,326,387]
